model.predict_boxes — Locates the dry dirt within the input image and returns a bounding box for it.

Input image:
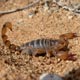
[0,0,80,80]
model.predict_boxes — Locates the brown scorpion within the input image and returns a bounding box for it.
[1,22,78,60]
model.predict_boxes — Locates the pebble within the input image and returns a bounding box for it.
[39,73,63,80]
[43,1,49,11]
[28,12,35,18]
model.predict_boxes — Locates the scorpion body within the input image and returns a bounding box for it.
[1,22,77,60]
[20,38,68,57]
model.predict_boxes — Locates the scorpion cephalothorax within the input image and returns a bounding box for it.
[1,22,78,60]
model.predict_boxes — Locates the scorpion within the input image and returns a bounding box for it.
[1,22,78,60]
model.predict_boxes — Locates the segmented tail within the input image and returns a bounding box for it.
[1,22,19,51]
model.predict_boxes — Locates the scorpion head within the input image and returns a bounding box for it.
[54,40,68,51]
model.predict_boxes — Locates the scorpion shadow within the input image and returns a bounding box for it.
[63,68,80,80]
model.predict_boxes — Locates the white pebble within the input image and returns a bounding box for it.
[44,2,49,11]
[28,12,35,18]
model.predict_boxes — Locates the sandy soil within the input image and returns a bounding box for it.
[0,0,80,80]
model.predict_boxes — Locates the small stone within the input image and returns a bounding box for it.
[28,10,37,18]
[39,73,63,80]
[43,2,49,11]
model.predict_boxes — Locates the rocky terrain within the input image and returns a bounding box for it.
[0,0,80,80]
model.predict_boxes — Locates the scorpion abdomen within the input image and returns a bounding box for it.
[20,39,59,51]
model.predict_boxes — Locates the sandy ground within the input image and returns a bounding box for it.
[0,0,80,80]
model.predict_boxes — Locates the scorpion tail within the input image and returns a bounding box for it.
[2,22,12,47]
[1,22,19,51]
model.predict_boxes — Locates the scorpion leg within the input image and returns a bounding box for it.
[46,50,52,57]
[21,46,33,56]
[46,49,57,57]
[33,48,46,56]
[59,33,77,40]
